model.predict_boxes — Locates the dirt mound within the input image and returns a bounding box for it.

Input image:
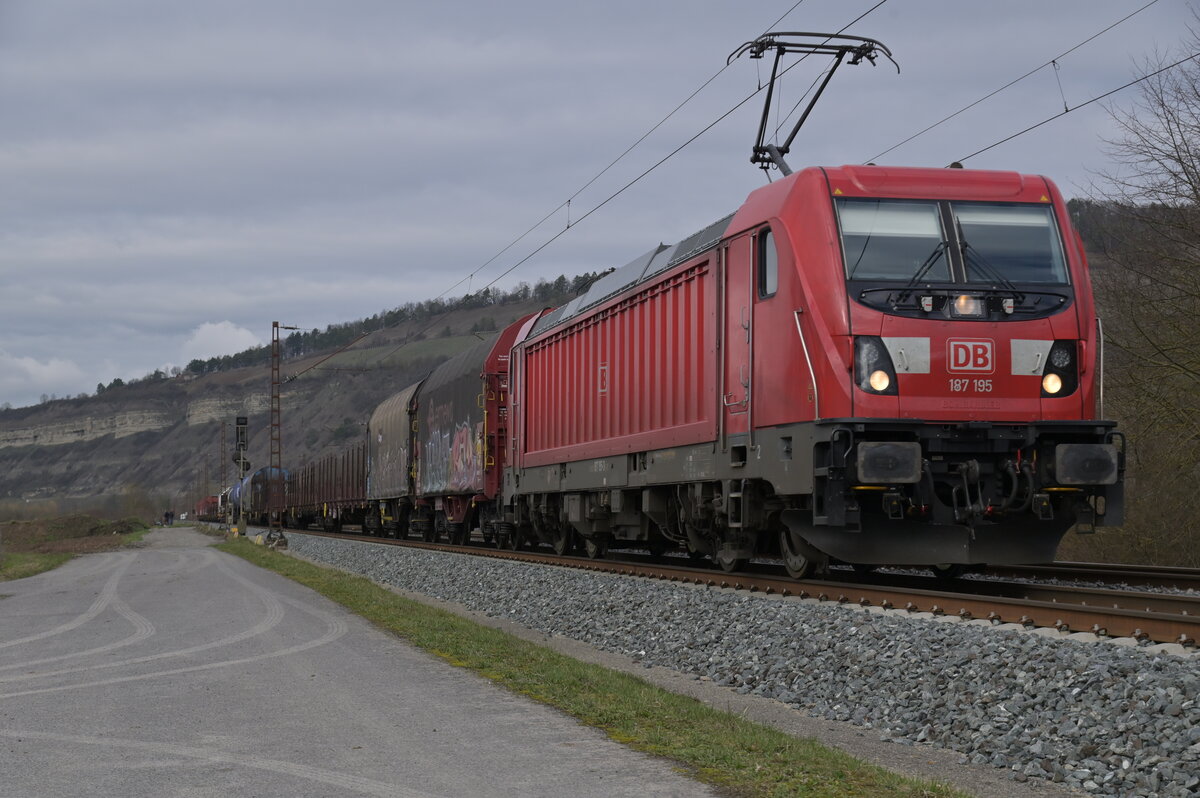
[1,514,149,554]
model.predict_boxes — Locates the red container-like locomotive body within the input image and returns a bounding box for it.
[505,164,1123,574]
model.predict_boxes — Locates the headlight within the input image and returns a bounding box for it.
[952,295,985,318]
[1041,340,1078,398]
[855,336,899,395]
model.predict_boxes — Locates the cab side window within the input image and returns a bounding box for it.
[758,228,778,298]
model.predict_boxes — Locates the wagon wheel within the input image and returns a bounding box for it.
[551,526,573,556]
[506,525,523,551]
[779,528,817,580]
[713,547,747,574]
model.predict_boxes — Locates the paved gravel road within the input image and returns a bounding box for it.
[0,528,719,797]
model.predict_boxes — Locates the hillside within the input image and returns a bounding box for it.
[0,297,551,520]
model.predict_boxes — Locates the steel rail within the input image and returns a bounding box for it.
[989,562,1200,591]
[277,528,1200,647]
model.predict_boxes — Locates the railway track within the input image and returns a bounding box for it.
[272,527,1200,648]
[987,561,1200,592]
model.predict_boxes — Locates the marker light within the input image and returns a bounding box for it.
[1040,340,1078,397]
[920,296,933,312]
[952,295,985,318]
[1002,298,1015,314]
[854,336,899,395]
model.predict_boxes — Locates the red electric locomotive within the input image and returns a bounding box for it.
[501,33,1123,577]
[505,163,1123,576]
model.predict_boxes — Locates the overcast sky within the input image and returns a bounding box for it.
[0,0,1191,409]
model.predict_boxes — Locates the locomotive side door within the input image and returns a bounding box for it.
[721,234,754,448]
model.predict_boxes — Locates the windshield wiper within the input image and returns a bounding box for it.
[955,219,1022,299]
[892,240,949,306]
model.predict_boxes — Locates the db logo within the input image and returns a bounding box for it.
[947,339,994,373]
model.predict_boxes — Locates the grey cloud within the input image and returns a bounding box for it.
[0,0,1186,408]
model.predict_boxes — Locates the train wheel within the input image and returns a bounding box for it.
[507,526,523,551]
[931,564,965,580]
[714,548,747,573]
[583,536,607,559]
[551,526,572,556]
[779,529,816,580]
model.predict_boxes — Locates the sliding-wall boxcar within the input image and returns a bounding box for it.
[365,382,420,537]
[286,444,366,531]
[363,312,542,544]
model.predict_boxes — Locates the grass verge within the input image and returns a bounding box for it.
[0,551,75,581]
[218,538,967,798]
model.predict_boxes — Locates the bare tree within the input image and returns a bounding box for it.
[1070,30,1200,564]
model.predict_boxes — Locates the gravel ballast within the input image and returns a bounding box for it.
[286,533,1200,797]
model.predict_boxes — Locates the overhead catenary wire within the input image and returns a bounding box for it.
[956,50,1200,164]
[313,1,821,372]
[468,2,892,297]
[865,0,1162,163]
[335,1,1174,378]
[317,1,892,372]
[433,0,814,303]
[357,81,772,372]
[325,40,1200,377]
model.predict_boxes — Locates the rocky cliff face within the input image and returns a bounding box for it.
[0,354,452,510]
[0,392,283,451]
[0,410,175,448]
[184,395,271,426]
[0,302,544,513]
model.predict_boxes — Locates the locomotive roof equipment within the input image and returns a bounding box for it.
[728,32,898,175]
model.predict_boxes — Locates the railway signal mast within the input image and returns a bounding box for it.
[234,416,249,534]
[728,32,897,175]
[268,321,300,547]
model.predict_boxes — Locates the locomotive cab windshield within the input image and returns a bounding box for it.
[837,197,1073,320]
